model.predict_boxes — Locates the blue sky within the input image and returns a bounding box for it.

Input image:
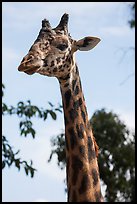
[2,2,135,202]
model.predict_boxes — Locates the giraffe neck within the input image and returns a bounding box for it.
[59,64,103,202]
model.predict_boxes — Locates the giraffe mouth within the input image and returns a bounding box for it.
[24,68,38,75]
[18,63,40,75]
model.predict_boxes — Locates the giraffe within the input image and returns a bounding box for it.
[18,13,103,202]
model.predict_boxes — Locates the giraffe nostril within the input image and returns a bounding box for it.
[27,55,34,61]
[21,55,34,63]
[21,57,25,63]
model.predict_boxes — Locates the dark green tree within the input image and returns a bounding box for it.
[91,109,135,202]
[48,109,135,202]
[128,2,135,29]
[2,84,62,177]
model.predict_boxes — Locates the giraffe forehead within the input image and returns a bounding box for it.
[52,36,69,45]
[37,30,72,43]
[31,34,72,54]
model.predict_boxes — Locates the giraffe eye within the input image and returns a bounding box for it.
[56,43,68,51]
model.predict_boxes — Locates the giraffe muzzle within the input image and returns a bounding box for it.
[18,53,42,75]
[18,62,40,75]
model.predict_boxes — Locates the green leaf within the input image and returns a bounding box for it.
[20,129,24,136]
[27,100,31,105]
[48,101,54,107]
[2,84,5,89]
[15,150,20,155]
[17,101,24,107]
[37,109,43,118]
[49,110,57,120]
[30,168,35,178]
[24,167,28,175]
[55,108,62,113]
[30,160,33,165]
[2,161,6,169]
[19,121,23,129]
[30,128,36,138]
[2,84,5,97]
[15,159,21,170]
[2,103,8,113]
[44,112,47,120]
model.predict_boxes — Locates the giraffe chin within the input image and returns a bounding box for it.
[24,68,37,75]
[18,64,39,75]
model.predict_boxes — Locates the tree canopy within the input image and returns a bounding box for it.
[48,108,135,202]
[91,109,135,202]
[128,2,135,29]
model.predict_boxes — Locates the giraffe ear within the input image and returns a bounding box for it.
[74,36,101,51]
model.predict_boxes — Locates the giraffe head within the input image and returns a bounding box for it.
[18,13,100,78]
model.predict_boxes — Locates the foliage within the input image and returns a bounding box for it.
[48,133,66,170]
[2,135,35,178]
[48,108,135,202]
[91,109,135,202]
[128,2,135,29]
[2,84,62,177]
